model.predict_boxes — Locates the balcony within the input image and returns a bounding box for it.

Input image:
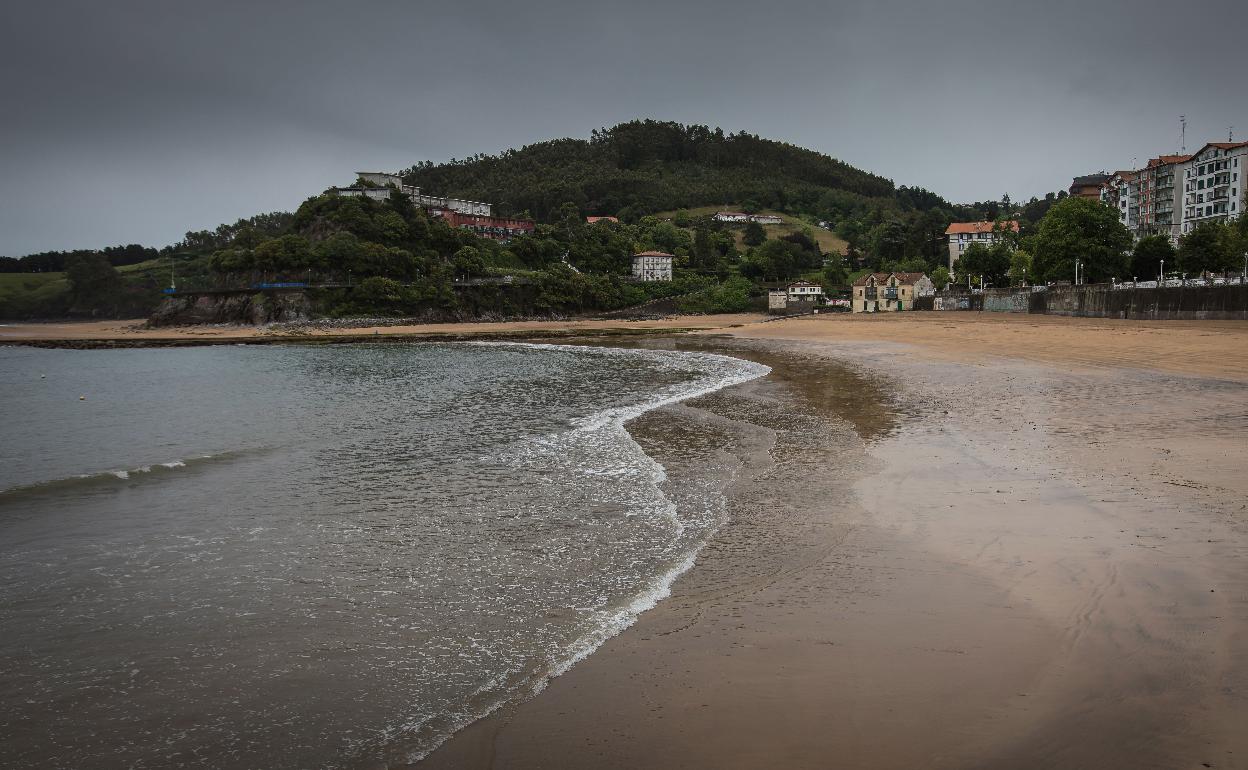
[884,288,898,300]
[865,289,877,300]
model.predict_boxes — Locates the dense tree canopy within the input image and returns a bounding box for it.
[1027,197,1131,284]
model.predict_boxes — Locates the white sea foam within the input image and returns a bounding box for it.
[393,342,771,762]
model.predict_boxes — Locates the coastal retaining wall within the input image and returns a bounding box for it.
[924,283,1248,320]
[1036,283,1248,320]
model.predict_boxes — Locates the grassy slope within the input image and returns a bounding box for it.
[653,205,849,256]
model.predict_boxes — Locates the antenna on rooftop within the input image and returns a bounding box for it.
[1179,115,1186,153]
[1230,126,1235,142]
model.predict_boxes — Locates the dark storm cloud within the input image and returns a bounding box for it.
[1,0,1244,254]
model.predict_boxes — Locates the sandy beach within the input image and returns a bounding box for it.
[5,312,1248,767]
[416,314,1248,769]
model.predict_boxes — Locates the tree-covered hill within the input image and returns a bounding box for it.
[401,120,910,223]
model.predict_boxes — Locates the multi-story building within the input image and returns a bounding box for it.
[1100,170,1137,231]
[1181,142,1248,236]
[631,251,674,281]
[1134,155,1190,242]
[945,221,1019,278]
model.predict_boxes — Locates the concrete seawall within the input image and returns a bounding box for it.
[927,283,1248,320]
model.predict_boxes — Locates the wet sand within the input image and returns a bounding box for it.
[422,318,1248,769]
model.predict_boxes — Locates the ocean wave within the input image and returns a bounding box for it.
[0,450,258,501]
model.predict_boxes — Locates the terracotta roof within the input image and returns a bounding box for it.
[1205,142,1248,150]
[945,220,1019,235]
[890,272,929,284]
[633,251,674,257]
[1148,154,1192,167]
[586,216,619,224]
[851,272,890,286]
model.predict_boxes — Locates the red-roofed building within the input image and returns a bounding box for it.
[945,221,1019,278]
[586,216,619,224]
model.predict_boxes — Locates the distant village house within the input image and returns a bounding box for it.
[586,216,619,224]
[944,220,1019,278]
[632,251,674,282]
[787,280,822,302]
[852,272,933,313]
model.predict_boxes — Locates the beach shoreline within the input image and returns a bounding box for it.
[6,313,1248,767]
[420,319,1248,769]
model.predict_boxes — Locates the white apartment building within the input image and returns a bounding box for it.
[1181,142,1248,235]
[945,221,1019,278]
[631,251,674,281]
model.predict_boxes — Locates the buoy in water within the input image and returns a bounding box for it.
[79,395,86,401]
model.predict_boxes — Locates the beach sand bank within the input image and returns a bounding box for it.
[421,316,1248,769]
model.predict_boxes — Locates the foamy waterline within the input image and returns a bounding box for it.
[396,342,769,763]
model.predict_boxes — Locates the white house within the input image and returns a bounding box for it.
[786,280,822,302]
[632,251,674,282]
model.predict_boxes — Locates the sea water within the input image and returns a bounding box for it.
[0,342,767,768]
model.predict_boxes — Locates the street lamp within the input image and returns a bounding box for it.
[1074,259,1081,286]
[1159,259,1165,285]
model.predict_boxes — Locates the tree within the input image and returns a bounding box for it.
[66,254,122,309]
[1177,221,1237,275]
[743,220,767,247]
[691,224,716,271]
[1008,250,1033,286]
[1028,197,1131,284]
[930,266,951,291]
[957,242,1010,286]
[1130,235,1175,280]
[822,252,848,286]
[453,246,485,279]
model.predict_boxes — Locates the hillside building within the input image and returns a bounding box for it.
[1100,170,1137,231]
[852,272,933,313]
[713,212,783,225]
[631,251,674,282]
[786,280,822,302]
[945,221,1019,278]
[586,216,619,224]
[331,172,533,242]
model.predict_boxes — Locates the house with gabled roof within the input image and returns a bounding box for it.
[851,272,933,313]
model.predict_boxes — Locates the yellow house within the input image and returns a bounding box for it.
[852,272,933,313]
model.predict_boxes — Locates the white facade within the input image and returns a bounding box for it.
[631,253,673,282]
[786,281,822,300]
[1181,143,1247,235]
[945,222,1019,278]
[713,212,783,224]
[333,172,494,217]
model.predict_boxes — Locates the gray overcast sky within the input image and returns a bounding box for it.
[1,0,1245,255]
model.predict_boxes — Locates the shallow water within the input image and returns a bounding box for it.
[0,342,767,768]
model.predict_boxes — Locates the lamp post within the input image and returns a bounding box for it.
[1160,259,1165,285]
[1074,259,1081,286]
